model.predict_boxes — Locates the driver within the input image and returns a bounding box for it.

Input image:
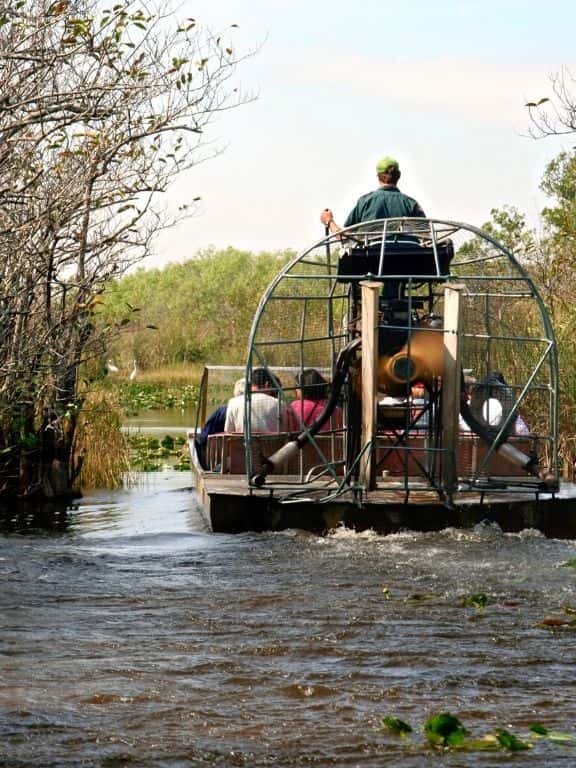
[320,155,425,233]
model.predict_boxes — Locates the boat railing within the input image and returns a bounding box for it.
[205,431,345,478]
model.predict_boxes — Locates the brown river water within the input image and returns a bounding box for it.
[2,470,576,767]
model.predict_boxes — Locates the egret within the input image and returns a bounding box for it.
[129,360,138,381]
[106,359,119,373]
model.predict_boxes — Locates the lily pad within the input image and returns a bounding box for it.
[495,729,531,751]
[463,593,488,609]
[381,716,412,735]
[425,713,468,747]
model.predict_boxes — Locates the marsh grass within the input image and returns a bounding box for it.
[74,391,131,489]
[134,362,203,385]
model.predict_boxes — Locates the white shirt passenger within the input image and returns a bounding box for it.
[224,392,288,433]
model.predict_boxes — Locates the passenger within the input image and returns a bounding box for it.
[320,155,426,234]
[290,369,343,431]
[224,367,293,433]
[459,372,531,436]
[410,380,428,428]
[195,378,245,468]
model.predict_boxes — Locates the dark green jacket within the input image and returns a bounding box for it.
[344,186,425,227]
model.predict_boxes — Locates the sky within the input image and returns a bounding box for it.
[149,0,576,267]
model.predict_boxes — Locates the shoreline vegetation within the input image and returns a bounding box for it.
[0,2,250,511]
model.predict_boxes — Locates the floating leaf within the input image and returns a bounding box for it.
[495,729,531,751]
[406,593,438,603]
[457,735,500,751]
[548,731,576,744]
[463,593,488,609]
[560,558,576,568]
[381,716,412,735]
[529,723,576,743]
[529,723,548,736]
[425,713,468,747]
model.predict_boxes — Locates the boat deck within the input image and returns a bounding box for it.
[193,467,576,536]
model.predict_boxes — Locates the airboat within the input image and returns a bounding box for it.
[188,218,576,535]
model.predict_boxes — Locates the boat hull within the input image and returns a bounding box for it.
[190,439,576,537]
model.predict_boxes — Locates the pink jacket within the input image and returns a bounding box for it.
[289,398,342,431]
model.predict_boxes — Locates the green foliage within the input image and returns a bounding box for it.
[529,723,576,743]
[128,433,188,471]
[380,717,412,735]
[118,381,198,414]
[495,729,531,751]
[529,723,548,735]
[381,711,576,753]
[540,151,576,247]
[424,713,468,748]
[101,247,295,369]
[463,593,488,609]
[481,205,536,259]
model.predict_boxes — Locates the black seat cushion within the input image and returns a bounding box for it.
[337,238,453,279]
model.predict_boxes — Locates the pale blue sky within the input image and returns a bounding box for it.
[152,0,576,265]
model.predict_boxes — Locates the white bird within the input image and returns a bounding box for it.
[106,359,119,373]
[129,359,137,381]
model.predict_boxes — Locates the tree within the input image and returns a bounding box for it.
[0,0,248,504]
[525,67,576,138]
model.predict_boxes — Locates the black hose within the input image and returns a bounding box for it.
[251,338,361,486]
[458,371,547,480]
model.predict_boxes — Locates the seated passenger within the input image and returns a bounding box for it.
[290,369,342,431]
[224,368,293,433]
[195,378,245,467]
[410,380,428,428]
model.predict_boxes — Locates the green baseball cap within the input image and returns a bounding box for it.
[376,155,400,174]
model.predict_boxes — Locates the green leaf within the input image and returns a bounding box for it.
[529,724,576,743]
[425,713,468,747]
[381,716,412,735]
[463,593,488,609]
[560,558,576,568]
[495,729,531,751]
[528,723,548,736]
[548,731,576,744]
[406,593,438,603]
[457,735,500,751]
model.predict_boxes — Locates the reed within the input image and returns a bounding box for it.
[136,362,204,386]
[74,391,131,489]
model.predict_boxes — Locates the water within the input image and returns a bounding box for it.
[123,407,197,434]
[2,473,576,767]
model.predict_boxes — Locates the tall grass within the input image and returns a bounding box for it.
[74,391,131,489]
[135,362,204,386]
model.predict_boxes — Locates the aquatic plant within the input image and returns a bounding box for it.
[424,713,468,748]
[73,391,131,489]
[463,593,488,609]
[378,711,576,752]
[127,433,189,472]
[118,382,198,415]
[380,717,412,735]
